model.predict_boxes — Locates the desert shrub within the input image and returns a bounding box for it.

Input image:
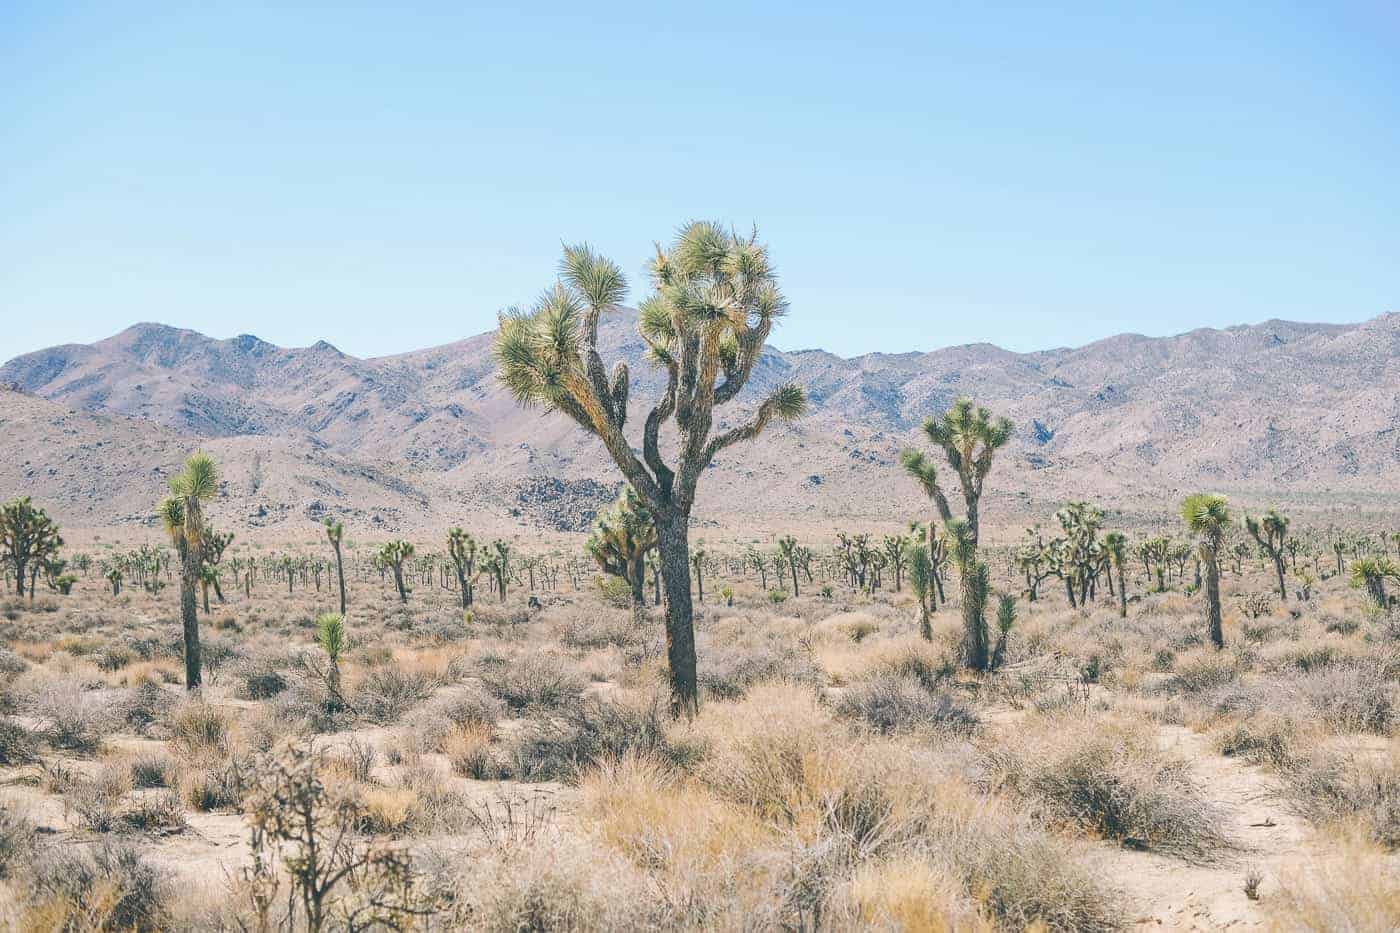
[698,632,820,700]
[835,673,979,736]
[120,681,168,734]
[1265,834,1400,929]
[0,805,36,878]
[1284,751,1400,849]
[481,653,585,711]
[123,791,186,834]
[0,646,29,675]
[69,765,133,833]
[129,751,179,788]
[559,613,639,650]
[463,835,662,932]
[25,843,169,931]
[420,686,504,733]
[445,723,496,779]
[0,716,36,764]
[985,717,1232,862]
[592,575,634,609]
[1161,649,1237,695]
[181,757,249,812]
[233,655,289,699]
[1215,714,1300,769]
[167,698,230,758]
[30,680,109,753]
[96,645,135,672]
[503,695,676,782]
[355,665,435,724]
[874,641,957,692]
[1292,663,1396,735]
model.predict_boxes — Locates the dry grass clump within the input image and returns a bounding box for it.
[696,616,820,699]
[846,855,993,930]
[480,652,586,711]
[460,834,664,932]
[1265,831,1400,930]
[0,804,36,878]
[1161,647,1239,695]
[1290,661,1397,735]
[984,714,1233,862]
[1283,749,1400,849]
[501,692,678,782]
[1214,711,1309,769]
[835,672,979,736]
[27,677,112,753]
[17,843,170,932]
[0,716,37,764]
[352,662,436,724]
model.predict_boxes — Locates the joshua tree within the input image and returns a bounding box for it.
[777,535,801,597]
[901,399,1013,670]
[486,540,510,602]
[1245,509,1290,601]
[1,497,61,599]
[1104,531,1129,618]
[1181,494,1232,650]
[907,537,935,640]
[494,223,805,716]
[690,542,708,604]
[377,540,414,602]
[446,527,478,609]
[160,452,219,689]
[585,485,657,617]
[106,567,123,596]
[317,612,348,710]
[1350,556,1398,609]
[325,518,347,614]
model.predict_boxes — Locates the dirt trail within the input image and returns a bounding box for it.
[1095,724,1311,930]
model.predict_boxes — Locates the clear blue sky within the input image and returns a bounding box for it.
[3,2,1397,361]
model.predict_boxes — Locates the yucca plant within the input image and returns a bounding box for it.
[1245,508,1290,601]
[777,535,801,597]
[1350,556,1398,609]
[494,223,804,716]
[160,452,219,688]
[316,612,348,710]
[1181,494,1232,649]
[989,592,1017,671]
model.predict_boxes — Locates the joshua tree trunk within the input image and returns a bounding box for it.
[1116,564,1127,618]
[960,569,988,671]
[918,595,931,640]
[1064,577,1077,608]
[657,513,699,717]
[14,557,26,597]
[1272,556,1287,602]
[179,544,202,689]
[790,562,799,598]
[334,546,347,615]
[392,565,407,602]
[1204,558,1224,649]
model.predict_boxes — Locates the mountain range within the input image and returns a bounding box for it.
[3,311,1398,539]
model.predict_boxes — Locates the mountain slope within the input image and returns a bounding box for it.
[3,312,1397,535]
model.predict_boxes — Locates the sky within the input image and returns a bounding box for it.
[2,2,1397,361]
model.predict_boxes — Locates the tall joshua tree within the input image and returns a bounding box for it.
[777,535,801,597]
[447,527,477,609]
[1181,494,1231,650]
[378,540,414,602]
[325,518,347,614]
[1245,509,1290,601]
[494,223,805,716]
[160,452,219,689]
[901,398,1013,670]
[1,497,60,599]
[585,485,656,618]
[1104,531,1129,618]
